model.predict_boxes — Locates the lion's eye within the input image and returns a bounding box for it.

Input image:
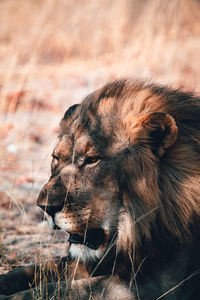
[85,156,100,165]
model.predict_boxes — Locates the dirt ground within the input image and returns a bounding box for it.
[0,0,200,277]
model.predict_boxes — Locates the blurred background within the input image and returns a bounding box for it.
[0,0,200,274]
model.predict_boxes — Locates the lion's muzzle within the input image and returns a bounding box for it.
[37,182,65,222]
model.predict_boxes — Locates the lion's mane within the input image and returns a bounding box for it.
[51,79,200,298]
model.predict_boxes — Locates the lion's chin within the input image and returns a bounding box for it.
[68,228,106,250]
[69,243,105,262]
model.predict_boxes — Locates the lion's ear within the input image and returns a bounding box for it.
[135,112,178,156]
[59,104,79,136]
[63,104,80,120]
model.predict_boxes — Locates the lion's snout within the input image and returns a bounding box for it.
[37,181,65,218]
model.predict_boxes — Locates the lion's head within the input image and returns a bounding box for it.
[37,79,200,281]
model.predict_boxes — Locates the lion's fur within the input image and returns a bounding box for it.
[60,79,200,244]
[1,79,200,299]
[43,79,200,299]
[55,79,200,298]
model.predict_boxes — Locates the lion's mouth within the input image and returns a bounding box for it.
[68,228,105,250]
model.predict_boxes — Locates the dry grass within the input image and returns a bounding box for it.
[0,0,200,297]
[0,0,200,92]
[0,0,200,114]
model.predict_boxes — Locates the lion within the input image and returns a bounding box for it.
[1,78,200,299]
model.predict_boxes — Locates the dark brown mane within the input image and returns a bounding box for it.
[84,79,200,240]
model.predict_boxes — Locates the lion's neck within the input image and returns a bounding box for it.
[115,229,200,299]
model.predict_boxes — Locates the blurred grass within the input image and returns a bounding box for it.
[0,0,199,114]
[0,0,199,62]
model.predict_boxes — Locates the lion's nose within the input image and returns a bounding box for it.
[37,184,65,218]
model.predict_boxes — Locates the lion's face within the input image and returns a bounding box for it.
[37,106,126,261]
